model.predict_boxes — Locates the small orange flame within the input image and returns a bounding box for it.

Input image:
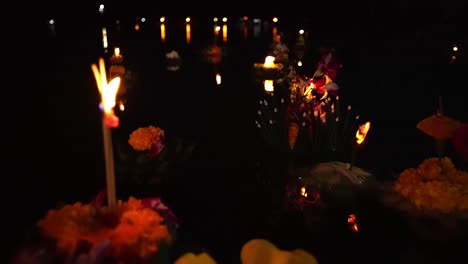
[355,121,371,144]
[300,186,307,197]
[347,213,357,224]
[348,213,359,232]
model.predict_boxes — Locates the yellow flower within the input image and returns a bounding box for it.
[175,252,218,264]
[128,125,165,151]
[241,239,319,264]
[394,157,468,213]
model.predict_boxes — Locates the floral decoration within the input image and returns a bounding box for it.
[394,157,468,213]
[37,197,175,261]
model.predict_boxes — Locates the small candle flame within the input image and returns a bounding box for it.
[263,56,276,68]
[264,80,274,92]
[114,47,120,56]
[348,213,359,232]
[300,186,307,196]
[216,73,222,85]
[355,121,371,144]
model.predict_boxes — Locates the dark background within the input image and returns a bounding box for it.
[6,3,468,263]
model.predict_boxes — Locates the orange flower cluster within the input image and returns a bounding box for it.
[128,125,165,151]
[37,197,172,260]
[394,157,468,213]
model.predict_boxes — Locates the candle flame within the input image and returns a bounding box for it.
[264,80,274,92]
[355,121,371,144]
[114,47,120,56]
[92,58,121,115]
[216,73,221,85]
[347,214,359,232]
[263,56,276,68]
[300,186,307,196]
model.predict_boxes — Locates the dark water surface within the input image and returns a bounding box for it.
[7,13,468,263]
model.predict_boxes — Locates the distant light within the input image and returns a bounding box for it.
[222,17,227,22]
[453,45,458,51]
[213,17,218,22]
[243,16,248,21]
[253,18,261,23]
[119,101,125,111]
[134,24,140,31]
[215,25,221,32]
[216,73,222,85]
[272,17,278,23]
[299,29,304,35]
[98,4,104,14]
[160,16,165,23]
[186,17,191,23]
[115,20,120,24]
[297,60,303,67]
[49,19,54,25]
[141,17,146,23]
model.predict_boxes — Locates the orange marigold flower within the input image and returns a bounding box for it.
[128,125,165,151]
[37,197,172,260]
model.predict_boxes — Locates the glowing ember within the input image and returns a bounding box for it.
[355,121,371,144]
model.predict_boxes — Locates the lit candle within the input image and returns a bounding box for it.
[264,80,274,92]
[216,73,222,85]
[91,58,121,211]
[349,121,371,170]
[263,56,276,68]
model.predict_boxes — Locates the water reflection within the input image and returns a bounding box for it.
[185,18,191,44]
[101,27,108,50]
[48,19,56,37]
[222,24,228,42]
[160,17,166,42]
[253,18,261,38]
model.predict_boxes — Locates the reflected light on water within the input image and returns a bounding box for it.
[102,27,108,50]
[253,19,261,38]
[48,19,56,36]
[186,17,191,44]
[186,23,191,44]
[160,23,166,42]
[272,25,278,41]
[222,24,228,42]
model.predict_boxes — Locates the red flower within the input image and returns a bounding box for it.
[452,123,468,162]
